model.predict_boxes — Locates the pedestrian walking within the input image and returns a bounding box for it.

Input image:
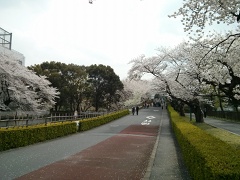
[136,106,139,115]
[74,110,78,119]
[132,106,135,115]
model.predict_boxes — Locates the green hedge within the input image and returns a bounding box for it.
[168,106,240,180]
[0,109,130,151]
[78,109,129,131]
[0,122,77,151]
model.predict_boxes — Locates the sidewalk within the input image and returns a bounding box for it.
[144,108,191,180]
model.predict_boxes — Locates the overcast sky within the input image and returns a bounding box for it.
[1,0,186,79]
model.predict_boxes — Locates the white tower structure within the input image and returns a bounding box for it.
[0,27,25,66]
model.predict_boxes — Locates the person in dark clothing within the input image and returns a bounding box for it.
[136,106,139,115]
[132,106,135,115]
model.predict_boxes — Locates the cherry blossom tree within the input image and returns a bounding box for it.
[122,79,153,107]
[168,0,240,111]
[129,33,240,120]
[169,0,240,58]
[129,43,212,122]
[169,0,240,36]
[193,34,240,110]
[0,48,58,113]
[127,0,240,122]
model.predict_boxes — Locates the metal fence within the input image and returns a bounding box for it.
[0,111,110,128]
[207,111,240,121]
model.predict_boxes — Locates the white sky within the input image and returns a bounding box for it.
[0,0,186,79]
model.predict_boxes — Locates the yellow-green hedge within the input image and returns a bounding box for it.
[0,109,130,152]
[168,106,240,180]
[78,109,129,131]
[0,122,77,151]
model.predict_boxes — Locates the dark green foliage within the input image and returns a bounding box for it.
[28,61,88,111]
[87,64,124,111]
[29,62,124,112]
[0,122,77,151]
[168,106,240,179]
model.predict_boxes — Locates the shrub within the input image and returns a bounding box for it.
[78,109,129,131]
[0,122,77,151]
[0,109,129,151]
[168,106,240,179]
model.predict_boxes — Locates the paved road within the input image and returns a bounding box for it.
[186,113,240,135]
[0,109,161,180]
[204,117,240,135]
[0,107,190,180]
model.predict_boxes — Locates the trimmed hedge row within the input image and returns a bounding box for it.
[78,109,130,131]
[168,106,240,180]
[0,122,77,151]
[0,109,130,152]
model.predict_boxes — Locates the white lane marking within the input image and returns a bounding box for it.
[110,125,119,127]
[146,116,155,119]
[141,120,152,125]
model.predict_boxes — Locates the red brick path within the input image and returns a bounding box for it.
[17,125,159,180]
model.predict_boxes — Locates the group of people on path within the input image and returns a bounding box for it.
[132,106,139,115]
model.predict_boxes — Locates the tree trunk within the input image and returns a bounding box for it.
[218,90,226,118]
[178,102,185,116]
[191,99,204,123]
[234,104,238,112]
[194,106,204,123]
[95,100,99,112]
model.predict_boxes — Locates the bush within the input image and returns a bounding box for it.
[0,109,130,151]
[168,106,240,179]
[78,109,129,131]
[0,122,77,151]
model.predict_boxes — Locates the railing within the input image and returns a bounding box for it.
[0,111,110,128]
[207,111,240,121]
[0,27,12,50]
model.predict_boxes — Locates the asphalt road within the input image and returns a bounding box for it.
[186,113,240,135]
[204,117,240,135]
[0,107,163,180]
